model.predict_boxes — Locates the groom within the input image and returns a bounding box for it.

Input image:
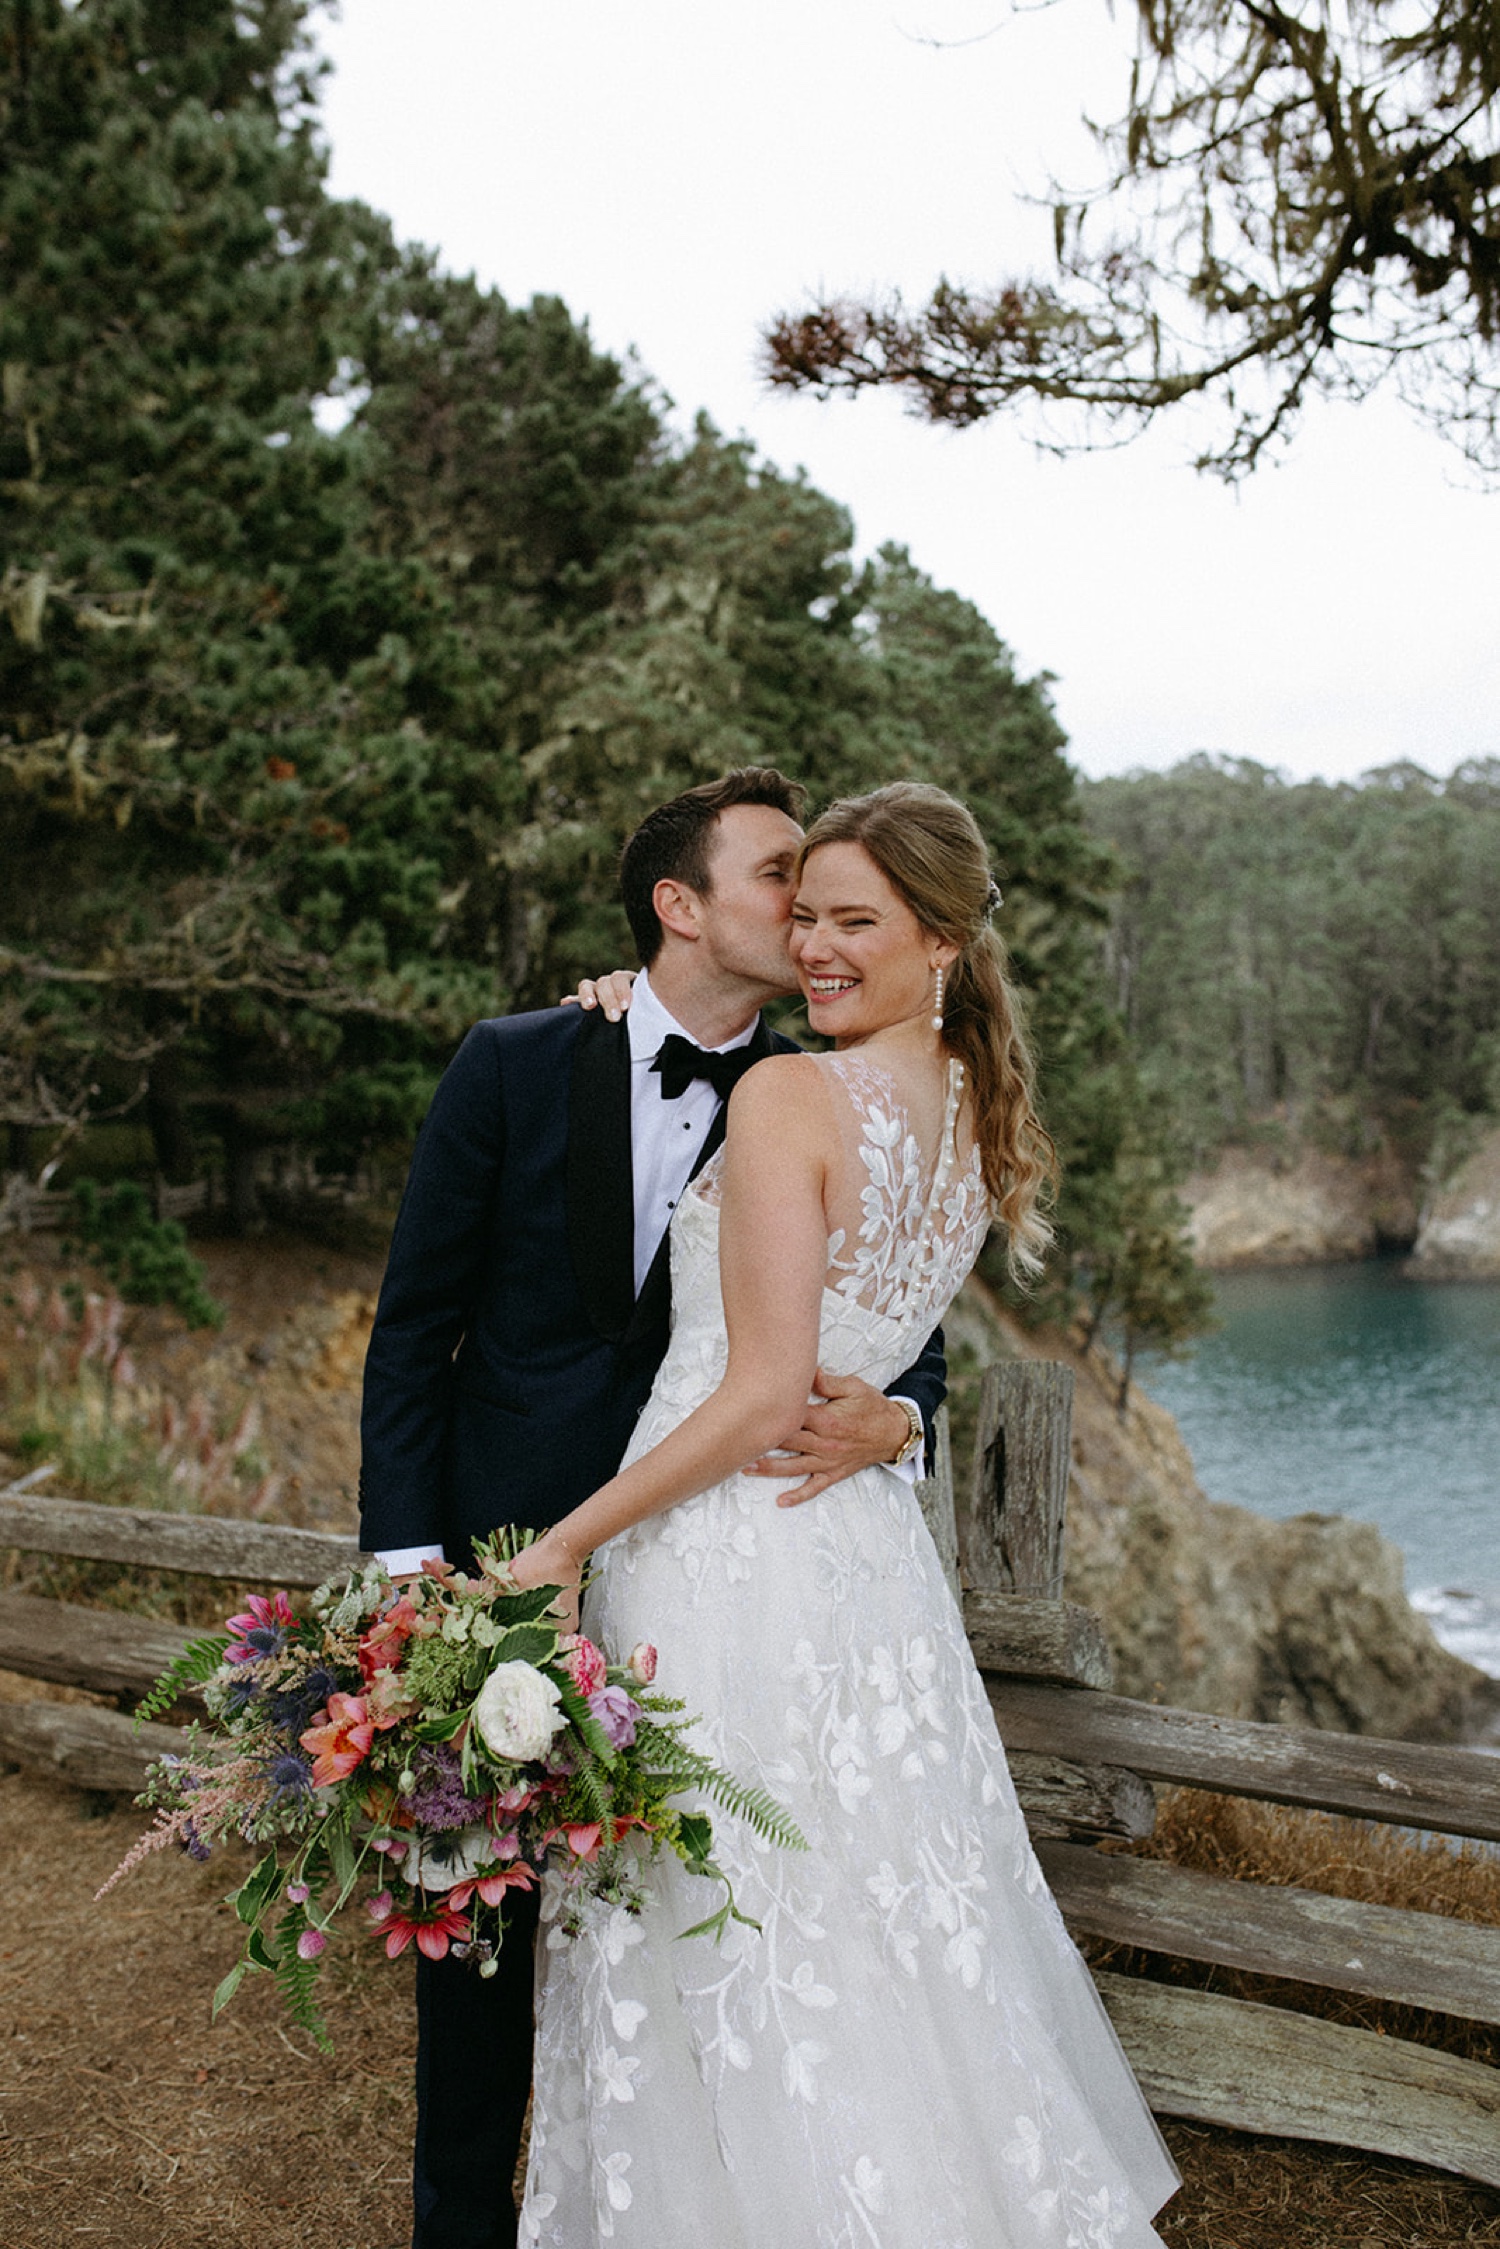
[359,765,946,2249]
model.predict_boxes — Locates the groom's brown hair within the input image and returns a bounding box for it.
[620,766,806,963]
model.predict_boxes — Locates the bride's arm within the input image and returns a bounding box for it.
[511,1056,830,1592]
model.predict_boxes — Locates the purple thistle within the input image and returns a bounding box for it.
[269,1666,339,1737]
[265,1750,314,1803]
[179,1819,212,1863]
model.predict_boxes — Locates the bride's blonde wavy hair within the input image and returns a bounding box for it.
[798,782,1058,1283]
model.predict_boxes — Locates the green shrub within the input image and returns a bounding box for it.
[69,1181,223,1329]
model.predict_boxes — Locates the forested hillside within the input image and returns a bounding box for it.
[1084,757,1500,1175]
[0,0,1201,1350]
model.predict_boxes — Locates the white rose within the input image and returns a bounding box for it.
[473,1660,567,1763]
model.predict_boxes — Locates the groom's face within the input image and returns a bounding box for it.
[692,803,805,997]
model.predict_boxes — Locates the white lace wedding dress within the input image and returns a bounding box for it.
[521,1053,1179,2248]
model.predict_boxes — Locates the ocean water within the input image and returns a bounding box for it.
[1137,1261,1500,1680]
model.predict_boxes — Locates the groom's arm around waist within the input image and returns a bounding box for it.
[887,1326,947,1473]
[359,1019,511,1556]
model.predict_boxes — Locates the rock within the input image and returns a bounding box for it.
[1410,1124,1500,1277]
[952,1279,1500,1744]
[1183,1146,1417,1268]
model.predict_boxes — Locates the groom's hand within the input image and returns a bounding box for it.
[746,1368,913,1507]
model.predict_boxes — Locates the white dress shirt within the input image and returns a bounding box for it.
[624,968,757,1295]
[375,974,916,1572]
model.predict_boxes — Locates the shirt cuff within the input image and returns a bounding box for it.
[886,1396,921,1487]
[374,1543,447,1575]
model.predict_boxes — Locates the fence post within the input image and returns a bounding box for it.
[959,1360,1075,1597]
[915,1404,959,1605]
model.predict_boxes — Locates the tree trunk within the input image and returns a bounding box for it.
[145,1056,196,1185]
[219,1107,261,1235]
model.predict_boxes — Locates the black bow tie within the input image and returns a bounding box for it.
[651,1033,758,1103]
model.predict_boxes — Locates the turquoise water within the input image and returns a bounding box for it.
[1138,1262,1500,1676]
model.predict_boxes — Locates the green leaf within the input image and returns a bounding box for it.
[211,1960,249,2017]
[411,1711,466,1742]
[233,1850,283,1927]
[247,1925,278,1972]
[491,1584,563,1626]
[675,1811,713,1864]
[489,1623,558,1666]
[325,1819,355,1899]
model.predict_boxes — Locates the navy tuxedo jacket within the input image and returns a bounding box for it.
[358,1004,947,1561]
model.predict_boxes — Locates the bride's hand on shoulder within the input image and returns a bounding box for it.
[559,969,637,1021]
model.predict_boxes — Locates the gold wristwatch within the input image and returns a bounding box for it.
[889,1399,925,1470]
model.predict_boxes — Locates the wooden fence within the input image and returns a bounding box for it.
[0,1159,391,1237]
[2,1361,1498,2187]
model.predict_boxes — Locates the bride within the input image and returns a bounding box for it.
[510,782,1179,2247]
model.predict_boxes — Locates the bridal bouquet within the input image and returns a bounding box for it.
[101,1533,803,2047]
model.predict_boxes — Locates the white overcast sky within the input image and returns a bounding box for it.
[315,0,1500,784]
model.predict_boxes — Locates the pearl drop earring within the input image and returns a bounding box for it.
[931,965,945,1032]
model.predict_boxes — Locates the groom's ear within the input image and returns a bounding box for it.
[652,876,703,944]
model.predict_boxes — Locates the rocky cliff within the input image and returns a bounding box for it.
[1410,1122,1500,1277]
[1182,1145,1417,1267]
[950,1281,1500,1745]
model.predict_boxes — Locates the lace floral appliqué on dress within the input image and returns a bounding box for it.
[520,1055,1178,2249]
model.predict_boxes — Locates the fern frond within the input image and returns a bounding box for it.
[632,1726,807,1851]
[133,1635,229,1727]
[693,1770,807,1852]
[274,1908,331,2053]
[566,1757,615,1832]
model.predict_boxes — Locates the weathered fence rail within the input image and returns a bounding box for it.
[0,1160,392,1238]
[3,1356,1500,2185]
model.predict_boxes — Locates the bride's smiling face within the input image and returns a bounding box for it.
[789,841,954,1044]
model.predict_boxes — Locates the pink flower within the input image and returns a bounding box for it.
[367,1890,394,1923]
[358,1595,421,1685]
[296,1927,327,1960]
[447,1863,537,1910]
[286,1881,310,1904]
[224,1590,297,1664]
[628,1642,658,1684]
[374,1901,471,1961]
[563,1822,604,1861]
[301,1692,375,1786]
[562,1635,607,1698]
[364,1667,419,1729]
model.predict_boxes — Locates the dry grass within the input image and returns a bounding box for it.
[1083,1789,1500,2072]
[1139,1786,1500,1927]
[0,1768,419,2249]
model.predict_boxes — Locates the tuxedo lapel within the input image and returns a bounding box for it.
[566,1009,636,1342]
[625,1012,781,1348]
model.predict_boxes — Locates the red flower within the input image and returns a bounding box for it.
[301,1691,375,1786]
[368,1891,471,1961]
[358,1594,421,1686]
[447,1863,538,1911]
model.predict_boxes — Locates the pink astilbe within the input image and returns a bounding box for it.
[94,1756,269,1899]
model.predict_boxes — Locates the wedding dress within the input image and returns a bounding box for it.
[521,1051,1179,2248]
